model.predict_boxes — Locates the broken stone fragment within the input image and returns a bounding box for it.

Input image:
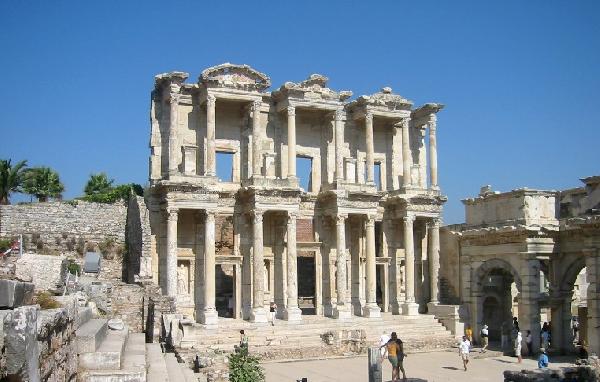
[107,318,124,330]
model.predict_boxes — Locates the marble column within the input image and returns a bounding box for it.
[287,106,297,179]
[168,93,180,175]
[365,112,375,184]
[363,215,381,317]
[166,208,178,297]
[200,211,218,325]
[251,100,262,177]
[251,210,268,322]
[428,117,438,188]
[284,213,302,321]
[401,118,412,187]
[205,94,216,176]
[428,218,441,305]
[334,215,351,319]
[334,109,344,183]
[402,214,419,315]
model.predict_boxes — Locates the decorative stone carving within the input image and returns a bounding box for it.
[200,63,271,91]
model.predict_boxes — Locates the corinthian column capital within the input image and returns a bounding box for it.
[206,94,216,107]
[251,100,262,113]
[334,109,344,121]
[365,111,373,124]
[287,105,296,116]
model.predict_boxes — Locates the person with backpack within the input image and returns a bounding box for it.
[380,332,402,381]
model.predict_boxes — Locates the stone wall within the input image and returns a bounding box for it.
[0,200,127,254]
[125,196,152,283]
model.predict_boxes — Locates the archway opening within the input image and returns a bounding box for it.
[481,267,517,342]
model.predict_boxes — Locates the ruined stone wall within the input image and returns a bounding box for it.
[439,225,463,304]
[126,196,152,283]
[0,201,127,254]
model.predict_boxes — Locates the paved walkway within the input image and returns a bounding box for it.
[263,350,576,382]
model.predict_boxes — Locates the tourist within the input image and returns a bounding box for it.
[541,324,550,350]
[465,324,473,344]
[239,330,248,354]
[379,331,390,359]
[515,331,523,363]
[459,335,471,371]
[480,324,489,353]
[380,331,401,381]
[269,301,277,326]
[513,317,520,332]
[395,335,407,381]
[538,348,549,368]
[572,317,579,343]
[525,330,533,356]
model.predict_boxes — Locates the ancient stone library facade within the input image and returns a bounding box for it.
[146,63,445,325]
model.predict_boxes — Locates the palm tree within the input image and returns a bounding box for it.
[0,159,28,205]
[84,173,114,196]
[22,166,65,202]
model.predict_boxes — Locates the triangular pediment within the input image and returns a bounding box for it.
[200,63,271,92]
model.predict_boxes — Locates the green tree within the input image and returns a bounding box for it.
[22,166,65,202]
[84,173,114,196]
[0,159,28,205]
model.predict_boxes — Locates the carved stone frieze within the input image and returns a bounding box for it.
[200,63,271,92]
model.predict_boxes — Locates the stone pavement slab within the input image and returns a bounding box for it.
[262,350,576,382]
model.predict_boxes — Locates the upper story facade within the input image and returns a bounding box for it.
[149,63,444,196]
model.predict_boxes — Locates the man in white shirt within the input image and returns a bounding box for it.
[379,331,390,359]
[459,336,471,371]
[480,325,489,353]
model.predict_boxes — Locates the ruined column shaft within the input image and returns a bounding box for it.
[204,212,216,309]
[284,214,302,320]
[428,219,440,304]
[168,94,179,174]
[287,106,296,178]
[166,208,178,297]
[334,109,344,182]
[363,216,381,317]
[250,211,267,322]
[403,216,415,302]
[205,95,216,176]
[365,113,374,183]
[402,118,411,187]
[252,100,262,176]
[336,216,347,305]
[429,119,438,188]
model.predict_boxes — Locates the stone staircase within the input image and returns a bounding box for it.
[177,312,457,356]
[76,313,200,381]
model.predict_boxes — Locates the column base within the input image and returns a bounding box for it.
[390,301,402,315]
[283,307,302,321]
[333,304,352,320]
[250,307,268,323]
[362,304,381,318]
[427,301,439,314]
[323,302,335,317]
[198,308,219,327]
[402,302,419,316]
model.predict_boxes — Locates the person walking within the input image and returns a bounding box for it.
[538,348,549,368]
[459,335,471,371]
[515,331,523,363]
[525,330,533,357]
[541,327,550,350]
[465,324,473,344]
[269,301,277,326]
[380,332,401,381]
[379,331,390,360]
[480,324,489,353]
[572,317,579,343]
[396,335,407,381]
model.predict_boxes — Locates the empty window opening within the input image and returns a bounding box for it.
[216,152,234,182]
[374,162,382,190]
[296,156,313,192]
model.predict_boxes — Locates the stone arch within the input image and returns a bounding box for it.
[475,258,522,292]
[559,255,586,293]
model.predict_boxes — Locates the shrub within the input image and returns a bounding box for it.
[0,238,12,253]
[35,291,61,310]
[228,351,265,382]
[98,237,116,258]
[67,260,80,275]
[75,237,86,256]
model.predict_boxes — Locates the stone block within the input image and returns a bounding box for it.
[0,279,34,308]
[15,253,67,291]
[84,251,102,273]
[3,305,40,381]
[76,319,108,353]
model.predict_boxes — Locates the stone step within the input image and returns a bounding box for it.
[76,306,94,329]
[122,333,147,372]
[79,327,128,371]
[146,343,170,382]
[75,319,108,353]
[80,369,145,382]
[164,352,186,382]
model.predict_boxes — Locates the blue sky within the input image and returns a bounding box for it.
[1,1,599,223]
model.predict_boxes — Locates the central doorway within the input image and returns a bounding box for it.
[298,252,316,315]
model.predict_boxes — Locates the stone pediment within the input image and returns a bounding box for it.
[351,87,413,110]
[200,63,271,92]
[273,74,352,103]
